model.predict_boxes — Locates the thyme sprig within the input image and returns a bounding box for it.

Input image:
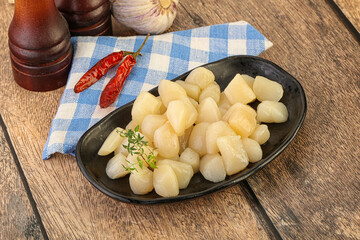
[117,125,157,173]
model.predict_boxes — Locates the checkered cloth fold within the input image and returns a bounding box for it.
[42,21,273,160]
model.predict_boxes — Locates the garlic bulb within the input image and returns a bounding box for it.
[111,0,178,34]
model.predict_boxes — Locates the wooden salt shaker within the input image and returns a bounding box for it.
[8,0,73,91]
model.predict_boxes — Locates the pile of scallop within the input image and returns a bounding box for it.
[98,67,288,197]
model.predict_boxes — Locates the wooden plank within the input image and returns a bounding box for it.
[241,0,360,239]
[1,0,359,239]
[332,0,360,33]
[0,116,44,240]
[0,1,277,240]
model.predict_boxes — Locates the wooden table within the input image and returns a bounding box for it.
[1,0,359,239]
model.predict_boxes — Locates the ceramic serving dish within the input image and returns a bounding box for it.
[75,55,307,204]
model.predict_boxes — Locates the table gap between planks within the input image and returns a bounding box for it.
[1,0,359,239]
[332,0,360,34]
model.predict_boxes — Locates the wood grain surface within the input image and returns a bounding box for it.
[0,0,359,239]
[333,0,360,32]
[0,117,44,240]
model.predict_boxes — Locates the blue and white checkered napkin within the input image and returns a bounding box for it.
[42,21,273,159]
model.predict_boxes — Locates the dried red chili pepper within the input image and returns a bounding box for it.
[99,34,150,108]
[74,50,135,93]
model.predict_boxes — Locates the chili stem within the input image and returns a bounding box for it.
[132,33,150,60]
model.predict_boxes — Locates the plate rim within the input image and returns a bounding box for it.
[75,55,307,204]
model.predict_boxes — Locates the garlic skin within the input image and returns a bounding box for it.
[111,0,178,34]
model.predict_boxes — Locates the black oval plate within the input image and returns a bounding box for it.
[75,56,307,204]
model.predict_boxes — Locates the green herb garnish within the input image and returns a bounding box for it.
[117,125,157,173]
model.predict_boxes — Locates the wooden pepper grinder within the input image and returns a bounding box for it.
[8,0,73,91]
[54,0,112,36]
